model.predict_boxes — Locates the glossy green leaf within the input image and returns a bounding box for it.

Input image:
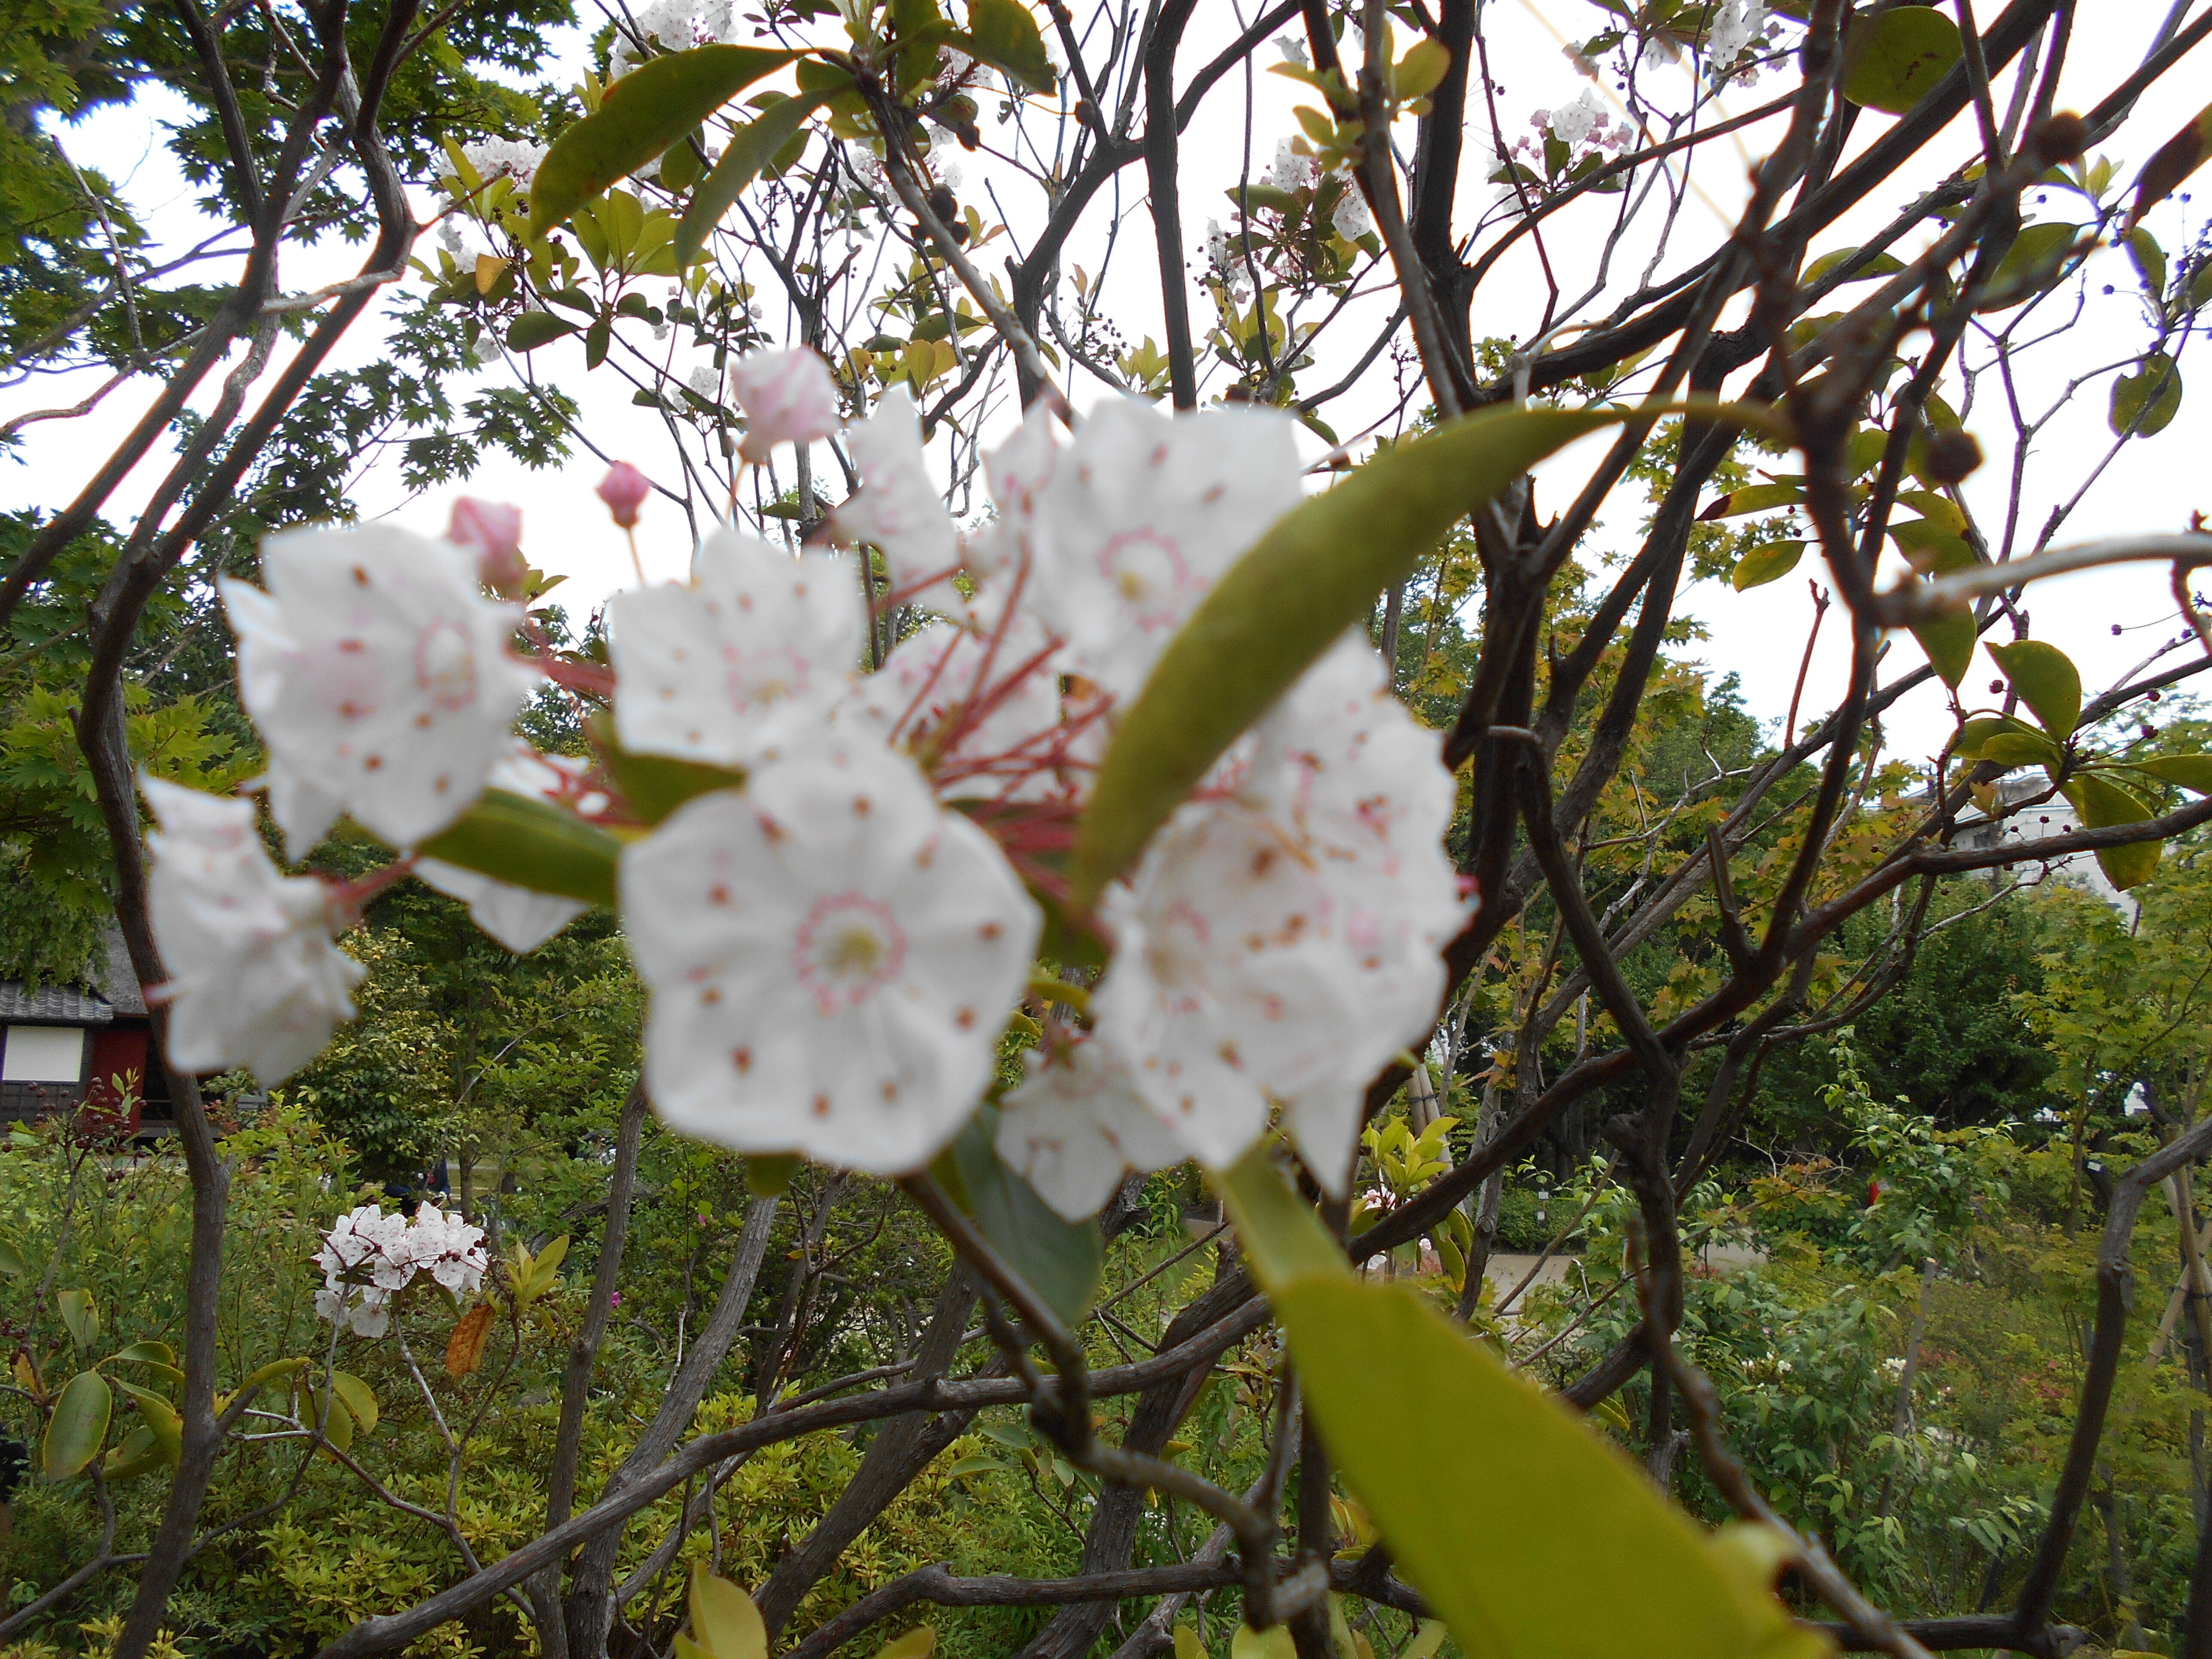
[2130,753,2212,793]
[0,1236,26,1275]
[413,787,623,908]
[109,1339,175,1367]
[958,0,1055,94]
[1842,6,1962,113]
[239,1356,311,1393]
[1912,612,1976,688]
[57,1287,98,1350]
[1071,403,1648,908]
[1957,714,2048,761]
[2061,772,2163,891]
[934,1106,1101,1325]
[2110,351,2182,437]
[678,90,836,264]
[2128,227,2168,298]
[746,1153,802,1198]
[114,1379,182,1466]
[1215,1149,1805,1659]
[1989,639,2082,738]
[1802,246,1907,285]
[689,1566,767,1659]
[874,1629,936,1659]
[1231,1627,1297,1659]
[589,714,749,825]
[1730,540,1805,591]
[1698,481,1803,520]
[1976,222,2079,312]
[1392,36,1452,100]
[42,1370,111,1480]
[330,1370,378,1438]
[1886,517,1967,571]
[508,311,580,352]
[531,46,797,234]
[304,1384,355,1451]
[1979,730,2063,768]
[1893,489,1966,535]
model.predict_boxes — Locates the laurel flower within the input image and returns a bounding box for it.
[832,386,960,592]
[622,741,1041,1173]
[221,523,538,857]
[729,346,841,464]
[996,1034,1185,1221]
[143,777,365,1087]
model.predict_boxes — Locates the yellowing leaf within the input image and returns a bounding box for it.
[446,1304,495,1376]
[874,1629,936,1659]
[41,1370,110,1480]
[1730,541,1805,591]
[1842,6,1961,113]
[1988,639,2082,738]
[689,1565,768,1659]
[1231,1626,1296,1659]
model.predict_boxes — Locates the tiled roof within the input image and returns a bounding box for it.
[0,982,114,1025]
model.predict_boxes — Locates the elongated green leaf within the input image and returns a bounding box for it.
[590,715,749,825]
[1072,403,1647,907]
[114,1379,182,1466]
[103,1423,166,1482]
[58,1287,98,1350]
[1215,1150,1815,1659]
[690,1566,769,1659]
[239,1356,311,1393]
[42,1370,111,1480]
[1989,639,2082,738]
[1730,540,1804,591]
[1957,714,2049,762]
[0,1236,26,1275]
[2063,772,2163,891]
[304,1384,355,1451]
[678,91,835,264]
[509,311,580,352]
[109,1340,175,1367]
[2130,753,2212,793]
[2110,352,2182,437]
[874,1631,936,1659]
[1842,6,1961,113]
[1698,481,1803,520]
[1230,1628,1296,1659]
[329,1370,378,1438]
[934,1107,1101,1325]
[414,788,623,908]
[1976,222,2079,313]
[1802,246,1908,285]
[958,0,1055,93]
[532,46,798,233]
[1979,730,2062,768]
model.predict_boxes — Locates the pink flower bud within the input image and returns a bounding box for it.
[728,347,841,464]
[596,462,651,530]
[447,498,527,593]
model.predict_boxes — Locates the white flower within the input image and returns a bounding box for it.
[997,1036,1185,1221]
[1330,178,1373,241]
[831,386,960,592]
[416,744,597,953]
[457,138,547,189]
[607,527,863,769]
[222,522,538,856]
[143,777,365,1085]
[1276,33,1308,65]
[728,346,841,464]
[611,0,723,74]
[622,742,1041,1174]
[834,608,1076,803]
[405,1204,489,1294]
[316,1204,410,1286]
[1551,88,1604,149]
[687,364,724,402]
[1023,399,1305,703]
[1706,0,1767,73]
[316,1283,394,1338]
[1093,799,1360,1170]
[1267,137,1317,194]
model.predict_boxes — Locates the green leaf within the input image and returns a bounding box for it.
[1215,1150,1797,1659]
[1071,403,1649,908]
[42,1370,111,1480]
[1802,246,1908,285]
[1392,36,1452,101]
[114,1380,182,1467]
[1913,612,1976,688]
[239,1356,311,1393]
[2061,772,2163,890]
[874,1630,936,1659]
[1980,730,2063,768]
[1842,6,1962,114]
[1231,1628,1297,1659]
[531,46,798,233]
[1957,714,2048,761]
[413,788,623,908]
[958,0,1055,94]
[57,1287,98,1350]
[329,1370,378,1438]
[109,1340,175,1367]
[934,1107,1102,1325]
[1976,222,2079,312]
[102,1423,166,1482]
[585,312,613,369]
[746,1153,803,1198]
[0,1236,26,1275]
[304,1384,355,1451]
[1988,639,2082,738]
[945,1453,1017,1478]
[1729,540,1805,591]
[689,1565,768,1659]
[2129,753,2212,793]
[1226,183,1302,214]
[1698,481,1803,520]
[678,91,836,264]
[2128,227,2168,298]
[1893,489,1966,535]
[2110,351,2182,437]
[589,713,749,825]
[1886,517,1967,571]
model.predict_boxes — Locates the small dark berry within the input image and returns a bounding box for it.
[1924,427,1983,484]
[2143,724,2159,740]
[2114,623,2125,635]
[2030,111,2089,165]
[1990,678,2006,695]
[2151,690,2163,702]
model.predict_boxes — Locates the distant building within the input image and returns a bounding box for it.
[0,926,172,1135]
[1952,776,2133,915]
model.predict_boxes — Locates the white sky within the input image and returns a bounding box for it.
[6,0,2209,770]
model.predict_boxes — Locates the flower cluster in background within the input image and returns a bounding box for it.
[144,346,1467,1217]
[313,1204,489,1337]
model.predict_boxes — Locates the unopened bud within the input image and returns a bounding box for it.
[2029,111,2088,166]
[596,462,652,530]
[447,498,527,593]
[1924,427,1982,484]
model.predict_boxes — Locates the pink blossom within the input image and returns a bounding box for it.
[597,462,652,529]
[728,347,842,464]
[447,498,526,592]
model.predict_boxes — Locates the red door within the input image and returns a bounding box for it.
[82,1029,147,1133]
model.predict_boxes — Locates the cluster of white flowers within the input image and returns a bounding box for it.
[313,1203,488,1337]
[147,346,1467,1220]
[1705,0,1771,77]
[453,138,548,191]
[610,0,734,76]
[1526,89,1633,158]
